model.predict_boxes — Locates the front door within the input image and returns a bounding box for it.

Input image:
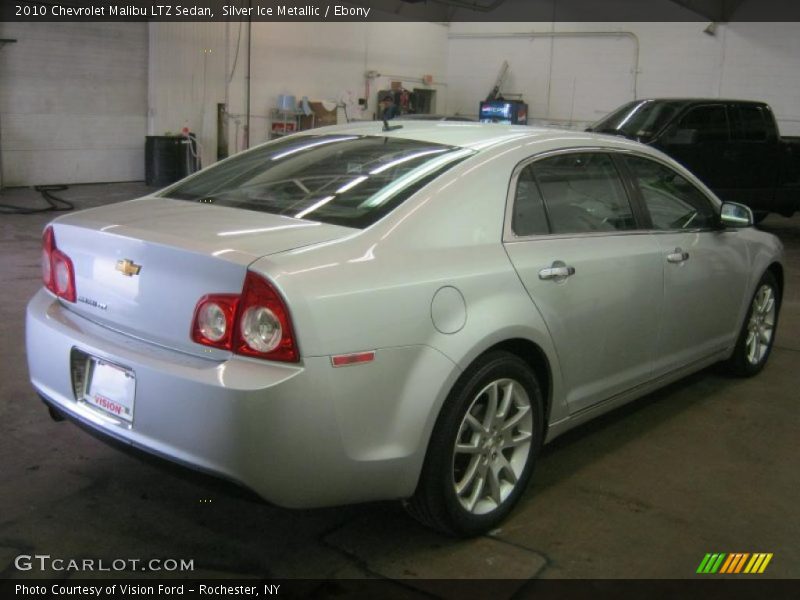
[658,103,733,198]
[622,154,750,374]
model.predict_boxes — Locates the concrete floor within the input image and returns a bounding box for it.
[1,183,798,588]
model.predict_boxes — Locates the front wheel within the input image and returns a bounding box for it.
[405,351,544,536]
[724,271,781,376]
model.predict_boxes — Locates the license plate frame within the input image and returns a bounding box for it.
[81,356,136,425]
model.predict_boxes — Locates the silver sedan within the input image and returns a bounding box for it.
[26,122,783,536]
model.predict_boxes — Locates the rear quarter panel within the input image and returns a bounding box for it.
[249,145,569,453]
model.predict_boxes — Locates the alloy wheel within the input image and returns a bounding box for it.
[452,378,533,515]
[746,284,777,365]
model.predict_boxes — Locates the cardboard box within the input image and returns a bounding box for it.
[299,101,337,130]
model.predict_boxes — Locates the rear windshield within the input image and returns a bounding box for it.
[589,100,684,142]
[162,135,473,229]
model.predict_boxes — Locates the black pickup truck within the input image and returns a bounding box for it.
[588,99,800,221]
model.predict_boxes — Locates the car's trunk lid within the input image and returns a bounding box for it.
[50,197,353,357]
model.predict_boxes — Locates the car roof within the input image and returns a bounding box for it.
[300,120,720,202]
[632,98,768,107]
[299,121,634,153]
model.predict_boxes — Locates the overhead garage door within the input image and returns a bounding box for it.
[0,22,147,186]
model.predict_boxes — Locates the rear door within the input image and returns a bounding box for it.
[621,154,750,375]
[503,151,662,414]
[726,103,781,209]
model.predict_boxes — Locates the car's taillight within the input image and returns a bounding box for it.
[191,294,239,350]
[190,272,299,363]
[235,271,298,362]
[42,226,76,302]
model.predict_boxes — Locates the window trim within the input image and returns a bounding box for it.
[619,152,723,234]
[503,147,650,242]
[503,147,723,242]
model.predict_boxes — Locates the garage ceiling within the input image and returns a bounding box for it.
[666,0,746,21]
[394,0,754,21]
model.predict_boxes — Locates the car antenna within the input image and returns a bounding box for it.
[383,118,403,132]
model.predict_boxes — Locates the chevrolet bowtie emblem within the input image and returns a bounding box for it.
[116,259,142,277]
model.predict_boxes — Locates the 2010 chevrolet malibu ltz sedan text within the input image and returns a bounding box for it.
[27,122,783,536]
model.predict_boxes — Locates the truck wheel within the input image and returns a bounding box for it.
[405,351,544,536]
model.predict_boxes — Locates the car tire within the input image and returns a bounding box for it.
[724,270,781,377]
[405,351,544,537]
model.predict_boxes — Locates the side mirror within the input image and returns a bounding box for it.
[720,202,753,228]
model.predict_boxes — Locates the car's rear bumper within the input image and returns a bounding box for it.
[38,391,265,503]
[26,289,458,508]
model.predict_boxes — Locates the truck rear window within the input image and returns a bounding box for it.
[162,135,473,229]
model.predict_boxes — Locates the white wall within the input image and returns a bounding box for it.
[717,22,800,135]
[147,22,227,170]
[445,21,800,135]
[446,25,639,126]
[148,21,449,167]
[4,16,800,187]
[0,22,148,186]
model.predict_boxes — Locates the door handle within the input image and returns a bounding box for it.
[538,263,576,281]
[667,248,690,263]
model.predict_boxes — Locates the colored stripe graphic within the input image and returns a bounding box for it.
[758,554,773,573]
[699,552,773,574]
[735,553,751,573]
[744,554,761,573]
[710,553,726,573]
[725,553,749,573]
[697,553,727,574]
[719,554,735,573]
[697,554,713,573]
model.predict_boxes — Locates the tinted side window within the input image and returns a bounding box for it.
[677,105,729,143]
[731,105,768,141]
[529,153,635,234]
[511,166,549,236]
[625,156,718,230]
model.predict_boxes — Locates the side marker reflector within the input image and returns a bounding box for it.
[331,351,376,367]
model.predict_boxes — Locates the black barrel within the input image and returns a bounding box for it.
[145,135,200,186]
